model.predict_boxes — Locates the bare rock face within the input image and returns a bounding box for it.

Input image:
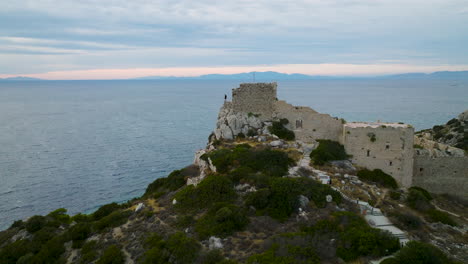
[214,102,266,140]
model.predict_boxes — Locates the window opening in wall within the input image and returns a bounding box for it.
[296,119,303,129]
[367,150,370,157]
[419,168,423,172]
[386,144,390,149]
[389,161,393,166]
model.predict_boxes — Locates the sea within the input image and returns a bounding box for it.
[0,79,467,230]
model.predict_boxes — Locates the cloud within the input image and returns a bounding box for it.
[0,0,467,75]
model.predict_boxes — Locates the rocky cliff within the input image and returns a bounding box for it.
[416,110,468,152]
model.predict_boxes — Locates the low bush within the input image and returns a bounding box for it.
[141,232,201,264]
[94,210,131,231]
[0,239,32,264]
[208,145,292,178]
[296,177,342,208]
[97,245,125,264]
[266,178,302,221]
[408,186,432,200]
[406,188,432,212]
[80,241,99,264]
[245,177,341,221]
[66,222,92,247]
[174,174,237,211]
[303,212,400,262]
[389,190,401,200]
[92,203,121,221]
[30,236,66,264]
[391,212,422,230]
[47,208,70,224]
[310,140,348,166]
[245,188,271,211]
[357,169,398,189]
[268,119,295,140]
[25,215,47,233]
[392,241,455,264]
[144,166,198,197]
[426,209,457,226]
[195,203,249,239]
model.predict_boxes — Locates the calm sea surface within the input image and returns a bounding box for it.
[0,79,467,230]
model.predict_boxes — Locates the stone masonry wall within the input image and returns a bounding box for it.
[232,83,277,119]
[343,124,414,187]
[274,100,343,142]
[413,153,468,199]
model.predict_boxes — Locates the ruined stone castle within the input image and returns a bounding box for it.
[214,83,467,198]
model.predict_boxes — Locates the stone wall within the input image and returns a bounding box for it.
[343,123,414,187]
[274,100,343,142]
[232,83,277,119]
[413,152,468,199]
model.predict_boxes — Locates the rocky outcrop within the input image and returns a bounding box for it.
[416,110,468,151]
[214,102,269,140]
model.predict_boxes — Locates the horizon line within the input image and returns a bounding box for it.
[1,63,468,80]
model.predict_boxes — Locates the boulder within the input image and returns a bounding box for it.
[135,203,145,212]
[326,195,333,203]
[208,236,223,250]
[298,195,310,208]
[270,140,283,147]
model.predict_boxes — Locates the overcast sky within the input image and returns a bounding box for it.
[1,0,467,79]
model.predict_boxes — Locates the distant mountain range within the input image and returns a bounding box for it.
[0,76,42,81]
[135,70,468,80]
[2,71,468,81]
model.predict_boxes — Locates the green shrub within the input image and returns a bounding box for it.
[141,232,201,264]
[245,188,271,210]
[144,167,196,197]
[0,239,32,264]
[296,177,342,207]
[47,208,70,224]
[309,140,348,165]
[10,220,25,229]
[413,144,424,149]
[97,245,125,264]
[32,226,57,248]
[31,236,66,264]
[266,178,302,221]
[408,187,432,200]
[406,188,432,212]
[393,241,454,264]
[175,215,195,228]
[303,212,399,262]
[67,222,92,246]
[71,213,91,223]
[94,210,131,231]
[389,190,401,200]
[357,169,398,189]
[268,120,295,140]
[195,203,249,239]
[92,203,121,221]
[80,241,99,264]
[25,215,47,233]
[392,212,422,230]
[174,174,237,211]
[208,145,292,178]
[426,209,457,226]
[237,132,245,139]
